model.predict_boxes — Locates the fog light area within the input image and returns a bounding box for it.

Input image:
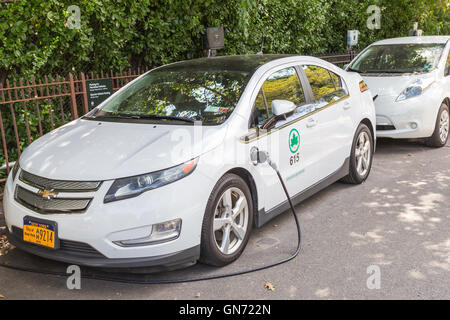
[113,218,182,247]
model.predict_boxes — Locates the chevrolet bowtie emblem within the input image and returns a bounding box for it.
[37,189,57,200]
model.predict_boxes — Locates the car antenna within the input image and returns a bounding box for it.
[257,36,265,55]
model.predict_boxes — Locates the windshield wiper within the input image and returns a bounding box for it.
[364,70,405,73]
[86,112,201,123]
[89,114,137,120]
[126,114,200,123]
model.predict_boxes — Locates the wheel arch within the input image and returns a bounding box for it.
[360,117,375,151]
[443,97,450,107]
[224,167,259,228]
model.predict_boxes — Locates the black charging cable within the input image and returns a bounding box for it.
[0,150,302,284]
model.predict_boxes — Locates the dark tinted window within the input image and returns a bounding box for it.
[303,65,348,106]
[252,67,305,127]
[445,51,450,76]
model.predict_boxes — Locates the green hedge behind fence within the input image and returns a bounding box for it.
[0,0,448,176]
[1,0,448,83]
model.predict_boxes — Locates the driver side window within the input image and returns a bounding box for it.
[251,67,305,128]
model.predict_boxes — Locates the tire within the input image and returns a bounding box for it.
[341,123,374,184]
[425,103,449,148]
[199,173,253,266]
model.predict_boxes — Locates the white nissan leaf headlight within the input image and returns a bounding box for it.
[104,158,198,203]
[396,78,435,102]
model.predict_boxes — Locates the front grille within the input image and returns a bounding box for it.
[12,226,105,258]
[376,125,396,131]
[20,170,101,192]
[15,186,91,214]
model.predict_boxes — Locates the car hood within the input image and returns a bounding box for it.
[19,119,228,181]
[361,72,436,97]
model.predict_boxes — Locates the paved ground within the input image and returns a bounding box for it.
[0,138,449,300]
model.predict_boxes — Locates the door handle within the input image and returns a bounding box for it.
[343,101,351,110]
[306,118,318,128]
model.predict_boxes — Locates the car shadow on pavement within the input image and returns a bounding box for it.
[0,138,448,299]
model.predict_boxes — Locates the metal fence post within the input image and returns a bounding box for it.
[68,73,78,119]
[80,72,89,115]
[349,49,355,61]
[0,110,9,174]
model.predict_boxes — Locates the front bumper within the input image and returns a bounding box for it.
[374,92,440,139]
[3,165,213,268]
[7,226,199,269]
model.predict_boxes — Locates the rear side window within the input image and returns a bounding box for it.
[445,51,450,76]
[303,65,348,106]
[252,67,305,127]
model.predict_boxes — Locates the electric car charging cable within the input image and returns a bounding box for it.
[0,150,302,284]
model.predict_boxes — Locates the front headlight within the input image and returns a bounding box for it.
[104,158,198,203]
[11,160,20,181]
[396,78,435,102]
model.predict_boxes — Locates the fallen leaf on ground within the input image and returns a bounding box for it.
[264,282,275,291]
[0,294,5,299]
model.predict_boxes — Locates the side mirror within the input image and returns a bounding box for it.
[343,63,350,70]
[272,100,296,117]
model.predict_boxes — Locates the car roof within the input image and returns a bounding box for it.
[155,54,295,73]
[371,36,450,46]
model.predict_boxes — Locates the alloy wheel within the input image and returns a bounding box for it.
[213,187,249,255]
[355,131,371,177]
[439,109,449,143]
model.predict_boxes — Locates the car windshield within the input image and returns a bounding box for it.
[349,43,445,74]
[89,66,251,125]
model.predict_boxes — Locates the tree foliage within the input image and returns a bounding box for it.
[0,0,447,82]
[0,0,448,173]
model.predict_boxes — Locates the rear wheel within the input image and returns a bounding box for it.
[425,103,449,148]
[199,174,253,266]
[341,123,373,184]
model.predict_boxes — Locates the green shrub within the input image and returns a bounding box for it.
[0,0,447,82]
[0,0,447,178]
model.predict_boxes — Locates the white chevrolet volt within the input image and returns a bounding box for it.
[4,55,375,269]
[347,36,450,147]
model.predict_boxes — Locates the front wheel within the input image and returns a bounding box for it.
[341,123,374,184]
[199,174,253,266]
[425,103,449,148]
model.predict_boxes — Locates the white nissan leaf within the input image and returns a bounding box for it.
[4,55,375,269]
[347,36,450,147]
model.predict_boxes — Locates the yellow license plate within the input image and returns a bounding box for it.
[23,218,56,249]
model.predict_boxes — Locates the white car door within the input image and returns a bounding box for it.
[245,66,327,213]
[300,64,354,179]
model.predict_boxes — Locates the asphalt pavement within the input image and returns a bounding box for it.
[0,138,449,299]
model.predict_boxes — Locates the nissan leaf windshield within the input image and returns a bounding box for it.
[349,43,445,74]
[87,64,252,125]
